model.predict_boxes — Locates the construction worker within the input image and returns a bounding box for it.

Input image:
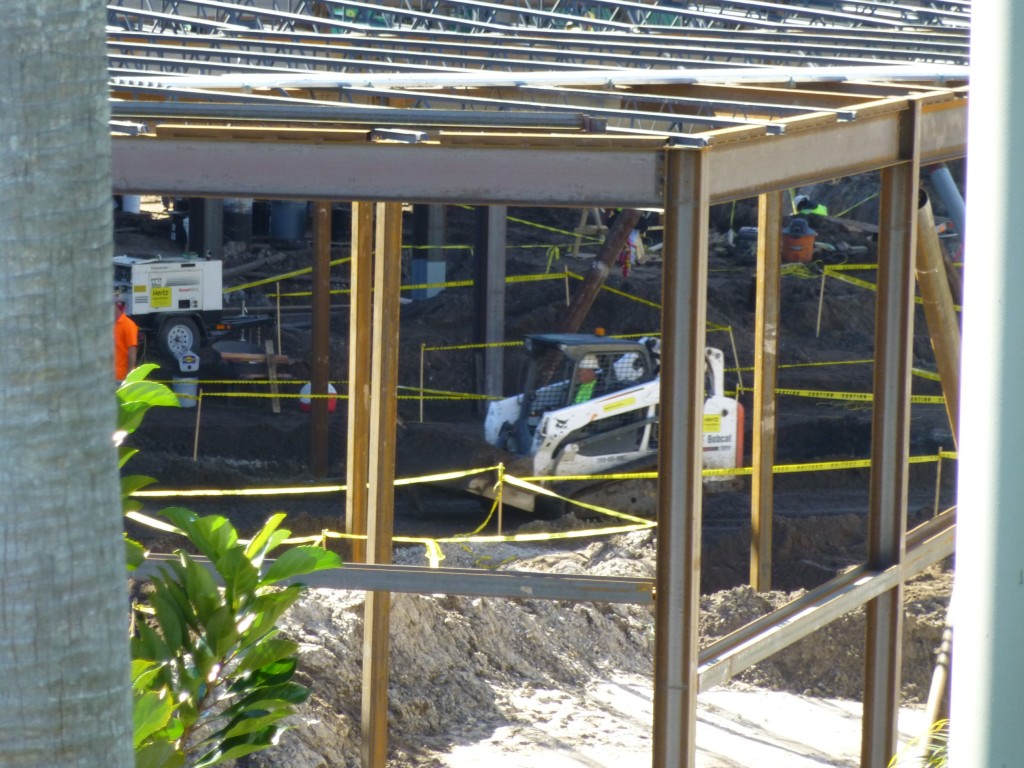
[794,194,828,229]
[573,354,600,404]
[114,291,139,384]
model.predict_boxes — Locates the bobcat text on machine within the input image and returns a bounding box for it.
[114,253,269,361]
[472,333,745,515]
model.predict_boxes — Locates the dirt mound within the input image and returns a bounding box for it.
[234,532,950,767]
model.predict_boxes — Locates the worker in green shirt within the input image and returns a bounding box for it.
[794,194,829,229]
[573,355,600,404]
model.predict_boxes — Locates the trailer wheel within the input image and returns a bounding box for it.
[158,316,200,358]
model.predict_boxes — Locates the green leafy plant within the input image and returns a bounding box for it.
[888,718,949,767]
[118,364,180,570]
[118,366,343,767]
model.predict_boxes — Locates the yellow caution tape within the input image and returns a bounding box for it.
[756,387,947,405]
[504,474,654,526]
[825,268,878,292]
[393,465,502,487]
[826,263,878,272]
[227,256,351,293]
[733,359,874,374]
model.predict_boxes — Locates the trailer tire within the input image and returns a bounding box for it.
[158,316,200,358]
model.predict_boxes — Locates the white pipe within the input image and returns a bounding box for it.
[110,63,969,92]
[949,0,1024,765]
[928,165,967,244]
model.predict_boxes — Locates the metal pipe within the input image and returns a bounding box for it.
[928,164,967,244]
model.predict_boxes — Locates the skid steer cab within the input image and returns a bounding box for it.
[114,253,270,360]
[482,333,744,488]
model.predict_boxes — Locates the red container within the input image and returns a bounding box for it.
[781,233,816,263]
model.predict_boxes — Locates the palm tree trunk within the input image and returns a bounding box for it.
[0,3,133,766]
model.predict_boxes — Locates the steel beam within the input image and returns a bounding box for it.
[653,147,708,768]
[300,563,655,602]
[108,100,595,130]
[111,138,664,206]
[706,96,966,203]
[750,190,782,592]
[110,97,966,205]
[345,202,373,565]
[860,100,919,768]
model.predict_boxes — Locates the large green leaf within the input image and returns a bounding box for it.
[118,377,181,408]
[261,546,342,586]
[119,445,139,470]
[203,604,240,660]
[151,587,187,655]
[157,568,201,633]
[133,618,170,663]
[135,739,184,768]
[118,400,155,434]
[122,473,157,498]
[122,362,162,386]
[219,682,310,721]
[216,546,259,611]
[231,657,298,693]
[182,556,223,625]
[239,586,303,647]
[208,708,293,743]
[191,725,286,768]
[125,535,146,572]
[234,637,299,677]
[130,659,166,691]
[243,513,288,563]
[133,690,174,748]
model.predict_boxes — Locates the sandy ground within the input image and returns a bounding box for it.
[438,678,927,768]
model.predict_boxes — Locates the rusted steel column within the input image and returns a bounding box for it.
[653,148,708,768]
[916,191,961,449]
[750,191,782,592]
[361,202,403,768]
[310,201,332,477]
[346,202,373,564]
[861,101,920,768]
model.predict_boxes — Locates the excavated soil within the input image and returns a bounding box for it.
[119,179,959,765]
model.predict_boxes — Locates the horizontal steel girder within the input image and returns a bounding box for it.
[111,95,965,205]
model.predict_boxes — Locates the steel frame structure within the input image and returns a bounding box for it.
[110,1,969,765]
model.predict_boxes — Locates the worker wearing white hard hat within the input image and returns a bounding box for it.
[573,354,600,404]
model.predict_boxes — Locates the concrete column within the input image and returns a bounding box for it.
[473,205,507,409]
[411,203,446,299]
[950,2,1024,764]
[187,197,224,259]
